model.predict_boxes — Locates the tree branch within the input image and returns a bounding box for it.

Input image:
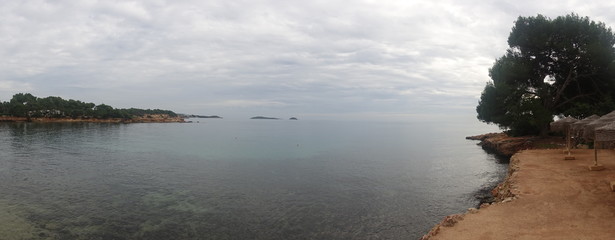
[524,90,538,96]
[555,93,594,108]
[553,68,575,105]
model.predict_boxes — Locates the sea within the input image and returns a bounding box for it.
[0,118,506,240]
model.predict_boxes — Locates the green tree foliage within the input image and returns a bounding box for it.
[0,93,178,119]
[477,13,615,136]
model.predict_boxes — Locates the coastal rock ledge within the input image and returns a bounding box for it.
[465,133,542,158]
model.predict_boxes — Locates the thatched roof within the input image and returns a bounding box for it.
[582,116,615,140]
[595,122,615,142]
[570,115,600,136]
[602,110,615,118]
[550,116,578,133]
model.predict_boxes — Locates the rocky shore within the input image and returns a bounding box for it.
[465,132,562,158]
[422,149,615,239]
[421,154,521,240]
[420,133,528,240]
[464,132,564,205]
[421,134,615,240]
[0,115,185,123]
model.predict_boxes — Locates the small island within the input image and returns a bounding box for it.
[250,116,279,120]
[0,93,184,123]
[289,117,298,120]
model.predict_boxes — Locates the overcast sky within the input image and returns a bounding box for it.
[2,0,615,120]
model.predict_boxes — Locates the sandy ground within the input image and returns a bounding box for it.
[429,149,615,240]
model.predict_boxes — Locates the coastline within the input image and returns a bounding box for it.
[421,153,521,240]
[467,132,565,206]
[0,116,185,123]
[465,132,554,158]
[422,134,615,239]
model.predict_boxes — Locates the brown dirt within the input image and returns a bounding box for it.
[423,149,615,240]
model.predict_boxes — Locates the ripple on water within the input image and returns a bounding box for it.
[0,121,505,239]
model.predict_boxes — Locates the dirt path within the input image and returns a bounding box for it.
[426,149,615,240]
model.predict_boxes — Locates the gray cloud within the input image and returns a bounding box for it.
[1,0,614,119]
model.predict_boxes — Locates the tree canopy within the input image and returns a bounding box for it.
[0,93,178,119]
[477,13,615,136]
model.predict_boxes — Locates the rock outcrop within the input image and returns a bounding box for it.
[466,133,547,157]
[490,154,520,202]
[420,214,466,240]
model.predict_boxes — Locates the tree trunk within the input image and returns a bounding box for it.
[539,123,550,137]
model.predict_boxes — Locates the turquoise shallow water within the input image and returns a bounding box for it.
[0,119,505,239]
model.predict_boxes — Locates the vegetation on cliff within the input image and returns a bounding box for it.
[476,13,615,136]
[0,93,178,120]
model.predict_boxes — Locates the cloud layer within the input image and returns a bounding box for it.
[2,0,615,119]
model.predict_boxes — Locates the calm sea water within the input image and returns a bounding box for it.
[0,119,506,240]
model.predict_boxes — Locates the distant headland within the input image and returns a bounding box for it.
[182,114,223,119]
[0,93,184,123]
[250,116,279,120]
[250,116,299,120]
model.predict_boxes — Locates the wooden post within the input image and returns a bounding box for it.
[564,127,575,160]
[589,139,605,171]
[594,139,598,166]
[567,127,571,155]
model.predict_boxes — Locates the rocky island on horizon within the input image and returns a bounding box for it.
[250,116,280,120]
[250,116,300,120]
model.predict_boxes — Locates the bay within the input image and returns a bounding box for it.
[0,119,505,239]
